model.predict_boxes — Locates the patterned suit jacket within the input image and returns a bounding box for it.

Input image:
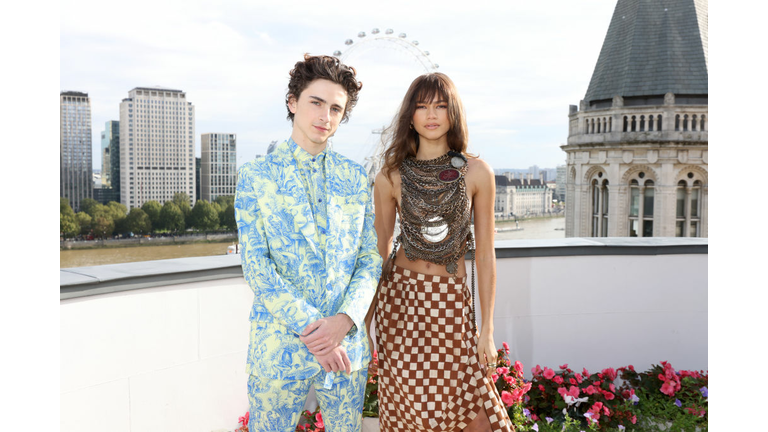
[235,140,382,381]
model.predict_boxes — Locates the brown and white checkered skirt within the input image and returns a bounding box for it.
[375,264,514,431]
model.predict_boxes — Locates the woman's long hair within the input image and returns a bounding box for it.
[381,73,470,182]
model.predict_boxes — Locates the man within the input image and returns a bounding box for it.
[235,54,382,432]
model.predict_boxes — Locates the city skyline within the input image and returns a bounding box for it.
[61,0,618,173]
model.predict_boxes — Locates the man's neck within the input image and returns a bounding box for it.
[291,133,327,156]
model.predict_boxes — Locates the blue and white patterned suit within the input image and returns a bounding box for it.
[235,139,382,431]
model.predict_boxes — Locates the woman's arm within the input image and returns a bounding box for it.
[468,158,499,368]
[364,170,399,349]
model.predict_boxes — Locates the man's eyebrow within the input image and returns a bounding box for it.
[310,95,344,110]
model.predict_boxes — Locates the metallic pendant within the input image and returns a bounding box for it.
[451,156,466,168]
[446,261,458,274]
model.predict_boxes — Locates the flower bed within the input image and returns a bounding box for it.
[235,343,708,432]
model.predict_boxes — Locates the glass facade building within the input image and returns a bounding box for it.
[60,91,93,212]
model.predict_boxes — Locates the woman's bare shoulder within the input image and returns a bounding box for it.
[466,156,494,182]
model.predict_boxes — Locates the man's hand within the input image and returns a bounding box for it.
[299,314,354,356]
[315,345,352,374]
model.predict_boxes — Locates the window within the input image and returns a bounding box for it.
[590,174,609,237]
[628,173,655,237]
[676,178,703,237]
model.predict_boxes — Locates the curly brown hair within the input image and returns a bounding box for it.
[285,53,363,124]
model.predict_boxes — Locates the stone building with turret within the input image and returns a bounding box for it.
[562,0,708,238]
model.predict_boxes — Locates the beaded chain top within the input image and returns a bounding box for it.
[398,151,473,276]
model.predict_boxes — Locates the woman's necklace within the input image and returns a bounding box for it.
[399,150,473,275]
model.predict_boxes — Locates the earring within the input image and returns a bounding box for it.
[409,123,414,130]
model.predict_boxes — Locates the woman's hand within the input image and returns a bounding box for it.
[477,328,498,374]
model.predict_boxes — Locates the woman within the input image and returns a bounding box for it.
[366,73,513,431]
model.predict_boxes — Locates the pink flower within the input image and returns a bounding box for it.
[569,378,577,385]
[559,363,569,370]
[609,383,616,393]
[538,384,545,392]
[661,380,677,396]
[514,361,524,376]
[504,375,514,384]
[627,365,635,372]
[502,342,510,353]
[543,367,555,380]
[558,385,580,400]
[585,385,598,395]
[601,390,615,401]
[239,412,249,427]
[583,368,590,376]
[501,391,515,407]
[575,373,583,384]
[496,367,509,376]
[630,415,637,424]
[532,365,543,376]
[553,376,564,385]
[315,412,324,429]
[492,373,499,382]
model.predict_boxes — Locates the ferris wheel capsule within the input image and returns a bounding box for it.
[333,50,342,57]
[345,39,353,45]
[372,28,380,34]
[358,31,366,38]
[385,28,394,34]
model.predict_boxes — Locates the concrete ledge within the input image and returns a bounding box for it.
[60,238,707,300]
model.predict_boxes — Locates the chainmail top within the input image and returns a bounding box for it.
[398,151,473,275]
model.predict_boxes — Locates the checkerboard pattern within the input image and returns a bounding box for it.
[376,264,514,431]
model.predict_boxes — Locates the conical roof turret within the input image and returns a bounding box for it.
[583,0,708,105]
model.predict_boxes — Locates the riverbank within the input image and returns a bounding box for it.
[60,232,237,250]
[495,213,564,225]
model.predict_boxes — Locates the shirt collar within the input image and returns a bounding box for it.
[288,138,327,167]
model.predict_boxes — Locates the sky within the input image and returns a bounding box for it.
[60,0,619,173]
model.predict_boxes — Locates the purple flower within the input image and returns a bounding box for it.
[675,399,682,407]
[546,417,553,424]
[618,426,626,431]
[523,408,530,418]
[631,394,640,405]
[532,424,539,432]
[700,386,708,398]
[584,412,593,419]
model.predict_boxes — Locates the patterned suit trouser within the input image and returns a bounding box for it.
[248,369,368,432]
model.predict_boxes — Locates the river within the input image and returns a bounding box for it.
[59,217,564,268]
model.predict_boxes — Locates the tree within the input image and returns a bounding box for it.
[60,213,79,239]
[75,212,92,235]
[80,198,99,216]
[92,216,115,238]
[214,195,234,209]
[172,193,191,218]
[60,198,78,238]
[125,208,152,235]
[141,200,162,231]
[159,201,185,233]
[189,200,219,231]
[220,203,236,231]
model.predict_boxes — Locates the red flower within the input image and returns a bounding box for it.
[492,373,499,382]
[631,415,637,424]
[585,385,598,395]
[543,367,555,380]
[575,373,583,384]
[602,367,617,381]
[501,390,515,407]
[502,342,510,353]
[583,368,590,377]
[538,384,545,392]
[315,412,324,429]
[532,365,543,376]
[559,363,569,370]
[496,367,509,376]
[569,378,577,385]
[504,375,514,384]
[661,380,677,396]
[553,376,564,385]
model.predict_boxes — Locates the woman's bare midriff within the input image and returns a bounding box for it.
[393,249,468,278]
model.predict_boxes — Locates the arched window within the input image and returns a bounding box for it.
[691,114,698,131]
[657,115,663,131]
[628,174,655,237]
[683,114,689,131]
[590,176,609,237]
[676,178,703,237]
[623,116,629,132]
[675,114,680,131]
[631,116,637,132]
[700,115,706,131]
[597,118,601,133]
[639,115,646,131]
[608,117,612,132]
[649,115,655,131]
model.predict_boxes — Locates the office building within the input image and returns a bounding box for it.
[60,91,93,212]
[201,133,237,202]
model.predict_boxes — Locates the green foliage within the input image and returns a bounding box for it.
[60,197,75,218]
[75,212,92,235]
[141,200,162,227]
[190,199,219,230]
[214,195,234,208]
[220,203,236,231]
[60,212,79,238]
[125,208,152,235]
[92,215,115,238]
[79,198,99,215]
[160,201,185,232]
[173,193,192,217]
